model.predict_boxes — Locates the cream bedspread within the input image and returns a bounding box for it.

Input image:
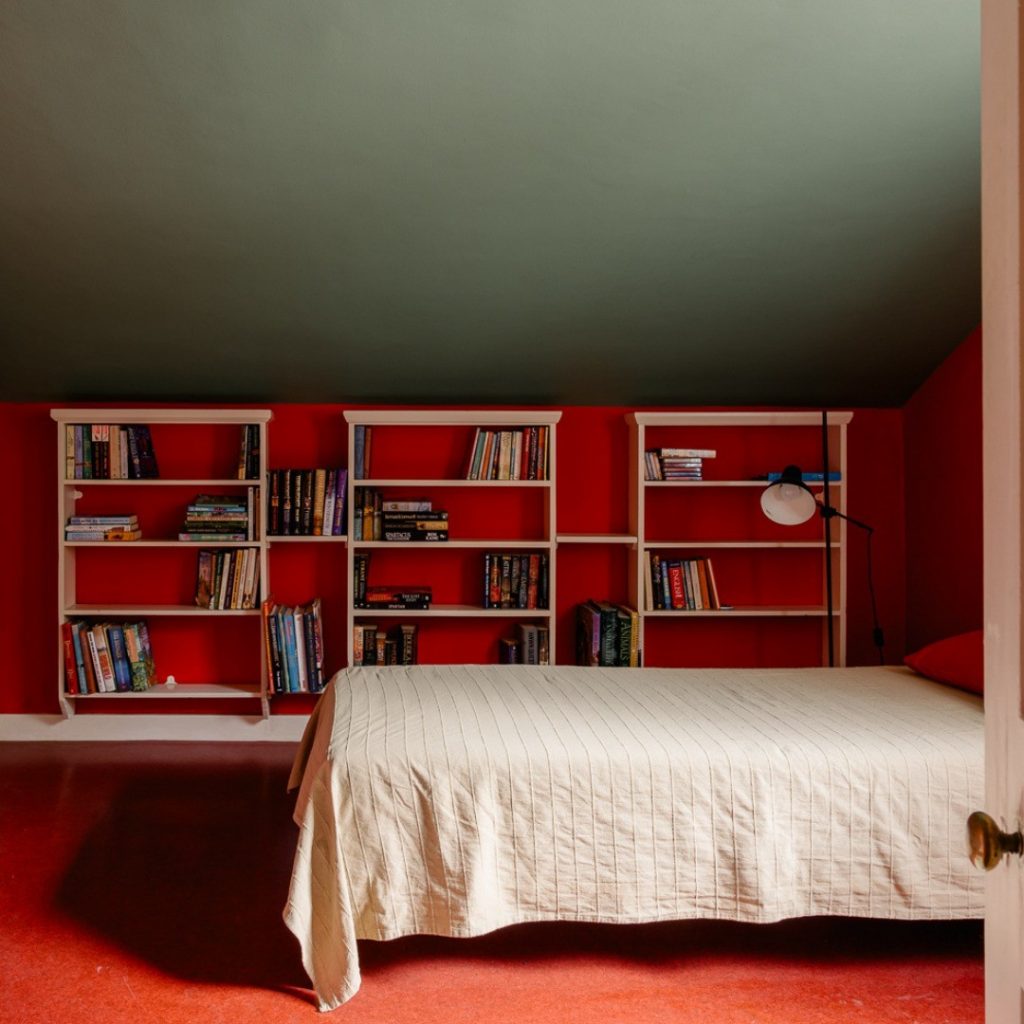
[283,664,984,1010]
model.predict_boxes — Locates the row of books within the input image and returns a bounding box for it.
[236,424,262,480]
[352,624,418,665]
[483,552,549,609]
[180,491,257,542]
[64,424,159,479]
[352,554,433,609]
[644,555,722,611]
[465,427,550,480]
[576,601,640,667]
[353,424,374,479]
[61,619,156,694]
[65,514,141,542]
[262,599,326,693]
[268,469,347,536]
[353,492,449,541]
[644,448,717,481]
[195,549,262,610]
[499,622,550,664]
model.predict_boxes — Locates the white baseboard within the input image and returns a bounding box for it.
[0,713,309,742]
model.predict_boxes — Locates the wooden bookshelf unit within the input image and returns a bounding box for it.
[627,411,852,667]
[52,408,272,718]
[344,410,561,666]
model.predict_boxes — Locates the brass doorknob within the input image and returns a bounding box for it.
[967,811,1024,870]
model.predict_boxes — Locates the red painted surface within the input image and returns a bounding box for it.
[0,402,908,715]
[903,328,983,652]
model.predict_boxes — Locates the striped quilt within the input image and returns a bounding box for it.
[283,664,984,1010]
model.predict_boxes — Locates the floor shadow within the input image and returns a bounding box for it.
[53,752,311,995]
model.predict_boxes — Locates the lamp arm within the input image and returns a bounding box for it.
[818,503,873,535]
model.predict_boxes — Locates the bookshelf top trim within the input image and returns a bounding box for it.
[343,410,562,426]
[50,409,274,425]
[627,411,854,427]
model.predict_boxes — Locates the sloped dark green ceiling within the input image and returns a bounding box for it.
[0,1,979,405]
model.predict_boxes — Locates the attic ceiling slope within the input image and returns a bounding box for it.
[0,0,979,405]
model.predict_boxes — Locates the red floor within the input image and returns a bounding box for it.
[0,741,983,1024]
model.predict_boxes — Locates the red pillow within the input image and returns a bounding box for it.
[904,630,983,695]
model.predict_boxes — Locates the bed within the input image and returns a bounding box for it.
[283,664,984,1011]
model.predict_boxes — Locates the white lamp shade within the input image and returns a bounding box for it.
[760,481,818,525]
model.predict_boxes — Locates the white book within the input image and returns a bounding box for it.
[293,607,308,691]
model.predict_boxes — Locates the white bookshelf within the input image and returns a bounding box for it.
[344,410,561,666]
[626,410,852,666]
[51,408,273,718]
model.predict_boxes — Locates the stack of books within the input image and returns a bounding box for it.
[262,598,326,693]
[195,549,261,610]
[465,426,549,480]
[499,623,551,665]
[483,552,549,609]
[382,499,447,542]
[576,601,640,667]
[179,491,256,541]
[236,424,262,480]
[65,514,141,542]
[64,424,159,479]
[352,554,432,609]
[61,619,156,694]
[644,555,721,611]
[268,469,347,536]
[644,448,717,481]
[352,623,418,666]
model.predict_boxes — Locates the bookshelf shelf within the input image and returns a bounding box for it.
[267,535,348,544]
[68,683,262,698]
[642,541,841,550]
[52,408,273,718]
[627,411,852,667]
[345,411,560,665]
[62,478,262,488]
[642,479,842,489]
[353,604,553,619]
[558,533,638,545]
[62,540,261,548]
[644,606,833,618]
[351,539,553,549]
[355,478,552,488]
[63,604,262,617]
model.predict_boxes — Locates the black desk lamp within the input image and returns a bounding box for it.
[759,412,884,666]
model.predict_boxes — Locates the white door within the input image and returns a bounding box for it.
[982,3,1024,1021]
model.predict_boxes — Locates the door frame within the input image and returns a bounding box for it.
[981,1,1024,1020]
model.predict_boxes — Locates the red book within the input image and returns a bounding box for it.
[527,554,540,609]
[77,623,98,693]
[60,622,79,695]
[667,562,686,610]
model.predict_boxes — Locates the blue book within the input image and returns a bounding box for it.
[70,623,88,692]
[767,471,841,482]
[106,624,133,692]
[281,610,301,693]
[354,425,365,480]
[332,469,347,536]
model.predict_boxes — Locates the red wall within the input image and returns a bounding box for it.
[903,328,983,651]
[0,403,908,715]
